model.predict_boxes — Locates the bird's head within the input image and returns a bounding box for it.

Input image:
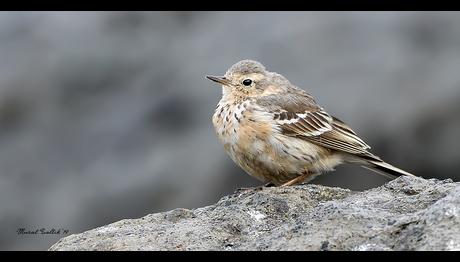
[207,60,290,100]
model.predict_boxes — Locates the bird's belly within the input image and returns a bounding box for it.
[247,136,336,181]
[220,123,341,184]
[212,102,343,185]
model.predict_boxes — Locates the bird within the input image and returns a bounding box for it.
[206,59,417,187]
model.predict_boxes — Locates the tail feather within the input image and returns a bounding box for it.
[362,159,417,179]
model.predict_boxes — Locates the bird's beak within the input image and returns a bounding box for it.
[206,75,231,86]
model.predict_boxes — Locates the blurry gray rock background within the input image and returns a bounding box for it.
[0,11,459,250]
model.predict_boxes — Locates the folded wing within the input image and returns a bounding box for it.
[257,92,376,159]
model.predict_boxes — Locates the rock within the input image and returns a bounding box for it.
[49,176,460,251]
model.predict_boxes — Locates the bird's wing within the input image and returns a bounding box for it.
[257,92,374,157]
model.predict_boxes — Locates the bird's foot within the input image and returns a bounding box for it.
[235,182,276,193]
[281,173,316,187]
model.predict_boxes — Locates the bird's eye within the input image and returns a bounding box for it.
[242,79,252,86]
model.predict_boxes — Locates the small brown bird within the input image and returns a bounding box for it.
[207,60,416,187]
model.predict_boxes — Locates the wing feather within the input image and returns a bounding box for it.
[257,92,372,156]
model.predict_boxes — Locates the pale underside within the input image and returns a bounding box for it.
[212,99,347,186]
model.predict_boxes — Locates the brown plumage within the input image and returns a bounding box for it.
[207,60,417,186]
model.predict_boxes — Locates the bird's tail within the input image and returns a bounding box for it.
[345,153,418,179]
[361,159,417,179]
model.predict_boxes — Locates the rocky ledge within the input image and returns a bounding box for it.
[49,176,460,251]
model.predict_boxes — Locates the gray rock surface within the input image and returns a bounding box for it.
[49,176,460,251]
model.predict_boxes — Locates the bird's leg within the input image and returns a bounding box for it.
[281,173,316,187]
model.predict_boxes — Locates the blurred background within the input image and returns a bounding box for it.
[1,11,459,250]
